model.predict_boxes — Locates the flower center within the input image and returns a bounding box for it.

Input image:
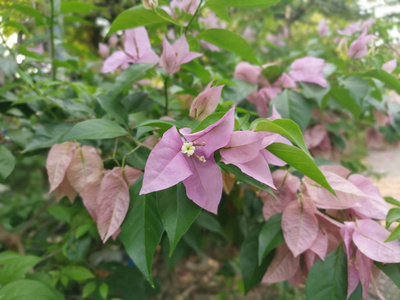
[181,142,196,157]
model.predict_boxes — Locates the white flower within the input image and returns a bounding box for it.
[142,0,158,9]
[181,142,195,157]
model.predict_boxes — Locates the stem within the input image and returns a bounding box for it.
[184,0,204,35]
[164,76,170,115]
[49,0,56,80]
[121,145,140,168]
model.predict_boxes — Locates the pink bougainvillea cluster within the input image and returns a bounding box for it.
[43,2,400,298]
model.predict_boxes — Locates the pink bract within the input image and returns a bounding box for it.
[140,108,235,213]
[160,35,203,74]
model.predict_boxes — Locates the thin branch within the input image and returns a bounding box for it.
[164,76,170,115]
[184,0,204,35]
[49,0,56,80]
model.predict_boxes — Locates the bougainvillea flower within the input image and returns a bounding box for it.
[361,18,376,31]
[246,87,282,118]
[234,62,264,85]
[282,200,319,257]
[27,44,44,54]
[46,141,78,203]
[263,243,300,284]
[108,34,118,48]
[382,59,397,73]
[274,73,297,89]
[318,19,329,36]
[98,43,110,59]
[200,41,221,52]
[347,219,400,263]
[170,0,200,14]
[341,222,374,300]
[243,27,256,42]
[262,170,300,220]
[190,81,224,121]
[97,166,142,242]
[289,57,328,87]
[337,21,362,36]
[304,125,331,151]
[160,35,203,74]
[102,27,159,73]
[66,145,104,219]
[140,108,235,213]
[348,174,389,220]
[303,167,367,209]
[199,11,226,29]
[348,30,376,59]
[266,33,286,46]
[220,131,288,188]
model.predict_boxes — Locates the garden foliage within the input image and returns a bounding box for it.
[1,0,400,298]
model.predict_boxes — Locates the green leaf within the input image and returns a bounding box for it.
[0,252,41,285]
[47,206,73,223]
[62,236,91,263]
[60,2,100,14]
[97,94,129,126]
[266,143,334,194]
[196,211,226,238]
[271,90,312,131]
[62,266,94,282]
[305,247,347,300]
[376,262,400,288]
[157,184,202,256]
[191,112,225,133]
[107,6,178,35]
[82,281,96,298]
[62,119,128,141]
[197,29,258,64]
[135,120,178,131]
[330,86,362,118]
[3,21,28,35]
[261,65,283,83]
[0,279,64,300]
[13,95,47,105]
[23,123,73,152]
[113,63,154,97]
[120,178,164,286]
[218,162,274,194]
[348,283,362,300]
[11,4,46,25]
[387,208,400,228]
[385,196,400,207]
[300,82,330,108]
[385,224,400,242]
[0,145,16,181]
[206,4,230,20]
[254,118,311,156]
[365,70,400,94]
[99,283,109,299]
[258,214,284,265]
[240,226,274,294]
[208,0,280,8]
[339,76,369,106]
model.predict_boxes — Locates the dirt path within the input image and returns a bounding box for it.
[365,147,400,200]
[364,146,400,299]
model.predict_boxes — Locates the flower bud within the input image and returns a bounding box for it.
[142,0,158,9]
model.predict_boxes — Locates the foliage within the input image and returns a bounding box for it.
[1,0,400,298]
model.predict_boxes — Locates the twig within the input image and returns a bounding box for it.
[49,0,56,80]
[20,199,56,235]
[164,76,170,115]
[184,0,204,35]
[43,248,62,260]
